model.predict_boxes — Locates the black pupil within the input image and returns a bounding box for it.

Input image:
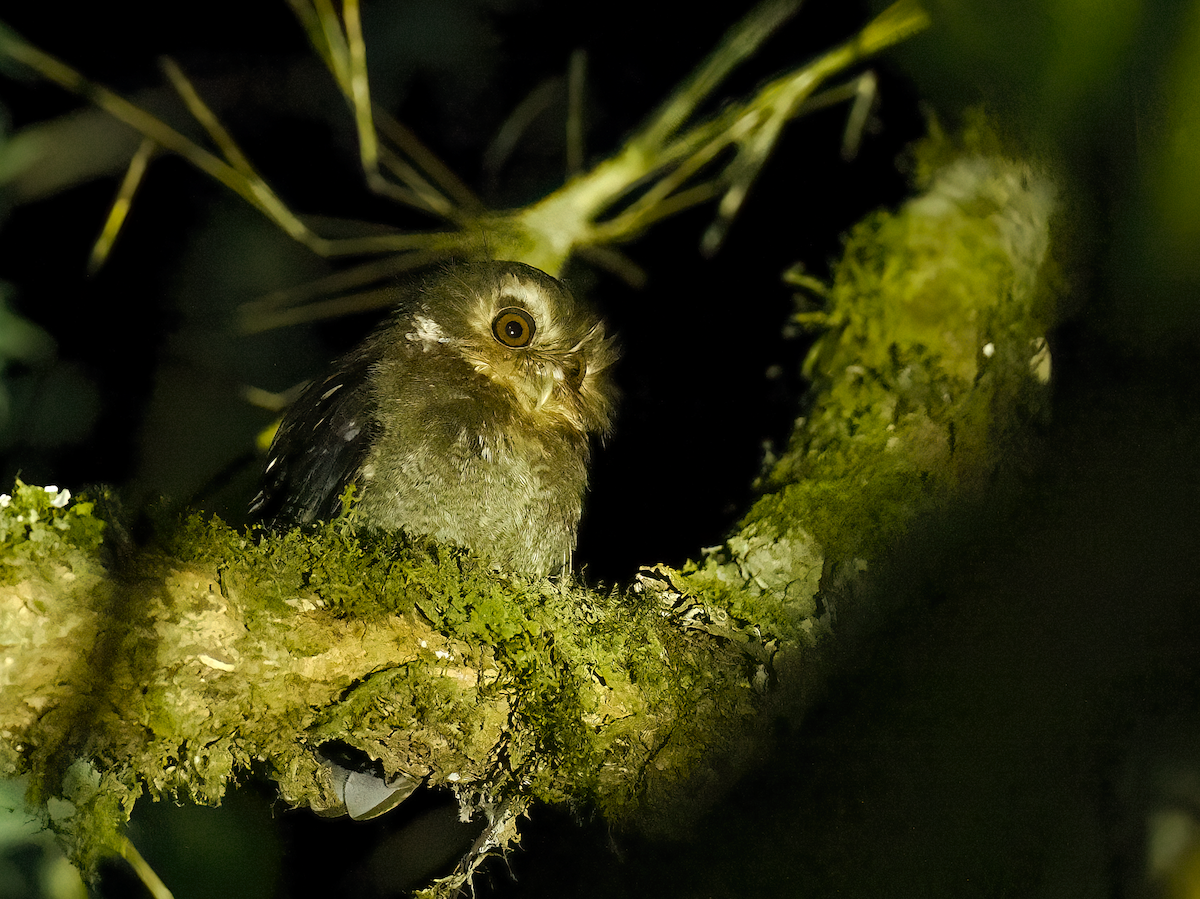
[504,319,524,340]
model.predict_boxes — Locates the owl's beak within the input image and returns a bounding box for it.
[533,364,557,410]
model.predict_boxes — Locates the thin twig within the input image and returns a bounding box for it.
[311,0,352,89]
[290,0,459,216]
[591,120,751,242]
[240,284,419,334]
[0,25,453,258]
[483,77,563,179]
[120,836,174,899]
[243,250,441,314]
[0,29,266,217]
[88,137,156,275]
[376,144,459,218]
[840,70,878,160]
[633,0,803,152]
[342,0,421,207]
[575,245,648,288]
[372,106,484,213]
[282,0,337,80]
[609,0,930,250]
[159,57,256,178]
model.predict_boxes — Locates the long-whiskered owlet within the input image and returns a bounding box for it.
[250,261,618,576]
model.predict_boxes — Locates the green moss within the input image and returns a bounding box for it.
[753,125,1059,566]
[0,480,105,586]
[45,760,137,875]
[142,502,734,820]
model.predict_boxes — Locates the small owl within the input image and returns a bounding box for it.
[250,261,618,576]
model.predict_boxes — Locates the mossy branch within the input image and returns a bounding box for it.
[0,129,1061,896]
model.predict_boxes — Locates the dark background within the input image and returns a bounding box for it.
[1,1,1199,897]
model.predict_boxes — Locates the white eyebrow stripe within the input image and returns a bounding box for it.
[498,274,546,306]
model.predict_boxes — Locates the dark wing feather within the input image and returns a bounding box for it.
[249,343,382,529]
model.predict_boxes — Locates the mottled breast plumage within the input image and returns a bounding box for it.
[250,261,618,576]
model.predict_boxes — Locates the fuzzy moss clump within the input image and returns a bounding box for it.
[0,481,109,777]
[775,147,1057,560]
[678,118,1060,653]
[0,483,119,869]
[0,480,105,584]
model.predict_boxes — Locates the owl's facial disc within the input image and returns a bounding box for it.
[439,262,617,435]
[488,304,577,412]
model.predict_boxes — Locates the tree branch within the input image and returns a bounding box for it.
[0,123,1062,895]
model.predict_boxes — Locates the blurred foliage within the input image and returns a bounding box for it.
[880,0,1200,346]
[0,780,85,899]
[1147,2,1200,275]
[0,282,55,441]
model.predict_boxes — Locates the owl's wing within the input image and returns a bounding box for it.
[249,343,382,529]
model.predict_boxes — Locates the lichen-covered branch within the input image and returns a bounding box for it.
[0,123,1061,896]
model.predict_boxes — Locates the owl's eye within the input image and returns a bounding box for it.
[492,307,536,348]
